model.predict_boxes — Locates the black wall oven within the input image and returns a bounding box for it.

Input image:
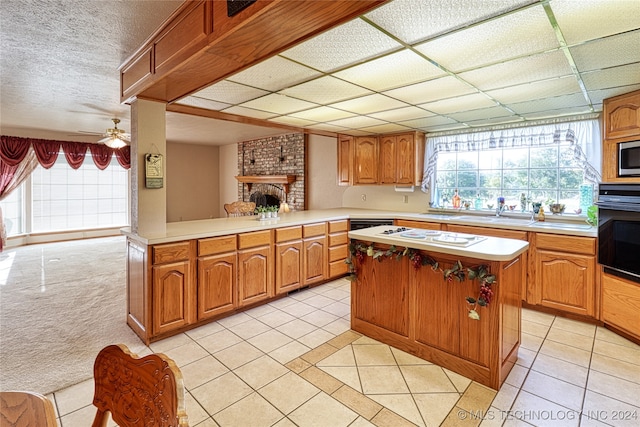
[596,183,640,283]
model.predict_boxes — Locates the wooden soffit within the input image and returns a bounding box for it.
[120,0,390,104]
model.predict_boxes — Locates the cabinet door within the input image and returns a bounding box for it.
[354,136,378,184]
[152,260,194,335]
[275,241,302,294]
[603,90,640,140]
[536,250,595,316]
[337,135,353,186]
[601,273,640,339]
[198,252,236,320]
[379,136,396,184]
[238,246,272,306]
[303,236,326,285]
[395,133,415,184]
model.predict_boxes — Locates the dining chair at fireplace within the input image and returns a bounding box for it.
[91,344,188,427]
[224,201,256,217]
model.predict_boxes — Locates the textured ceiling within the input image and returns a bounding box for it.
[1,0,639,146]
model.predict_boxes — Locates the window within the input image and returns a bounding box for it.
[435,143,586,212]
[425,119,602,214]
[1,183,24,236]
[31,155,128,232]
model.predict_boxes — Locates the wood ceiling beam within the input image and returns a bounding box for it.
[120,0,390,105]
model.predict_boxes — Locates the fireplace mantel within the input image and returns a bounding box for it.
[235,175,296,194]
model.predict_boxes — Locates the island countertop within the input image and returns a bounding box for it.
[348,225,529,261]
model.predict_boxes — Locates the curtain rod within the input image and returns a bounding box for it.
[426,113,601,138]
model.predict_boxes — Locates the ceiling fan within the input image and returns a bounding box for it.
[98,118,130,149]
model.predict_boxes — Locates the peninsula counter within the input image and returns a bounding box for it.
[348,225,529,390]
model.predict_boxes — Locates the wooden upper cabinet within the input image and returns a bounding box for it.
[337,135,353,186]
[354,136,379,184]
[603,90,640,140]
[396,133,418,184]
[379,135,396,184]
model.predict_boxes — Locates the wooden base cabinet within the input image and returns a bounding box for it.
[601,272,640,341]
[532,233,596,317]
[327,220,348,279]
[275,226,303,295]
[197,235,237,320]
[150,241,196,336]
[238,230,273,307]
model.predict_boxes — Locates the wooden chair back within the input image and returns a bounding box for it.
[0,390,58,427]
[91,344,188,427]
[224,201,256,217]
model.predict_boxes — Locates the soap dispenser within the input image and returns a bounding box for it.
[474,193,482,210]
[538,206,546,222]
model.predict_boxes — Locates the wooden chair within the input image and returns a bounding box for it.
[0,390,58,427]
[224,201,256,217]
[91,344,188,427]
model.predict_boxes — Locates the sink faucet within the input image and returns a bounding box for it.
[495,204,506,217]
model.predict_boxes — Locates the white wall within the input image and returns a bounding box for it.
[342,185,431,213]
[307,134,346,209]
[219,143,239,217]
[166,142,220,221]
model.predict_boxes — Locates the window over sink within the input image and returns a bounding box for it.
[423,119,602,214]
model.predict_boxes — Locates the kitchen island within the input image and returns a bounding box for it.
[348,225,529,390]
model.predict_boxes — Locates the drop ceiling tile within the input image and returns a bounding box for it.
[240,93,319,115]
[226,56,322,92]
[550,0,640,44]
[280,18,402,73]
[415,5,558,72]
[465,116,525,128]
[176,96,230,111]
[324,115,387,129]
[383,76,477,105]
[192,80,269,104]
[398,115,458,129]
[333,49,446,91]
[307,123,350,133]
[505,93,589,115]
[486,76,582,104]
[581,63,640,91]
[267,116,316,127]
[418,93,498,115]
[329,94,409,115]
[447,106,515,122]
[423,123,471,133]
[458,50,573,91]
[364,0,535,45]
[289,106,355,122]
[280,76,372,104]
[221,106,277,120]
[571,30,640,72]
[587,84,640,105]
[521,106,596,120]
[368,106,435,122]
[359,123,414,134]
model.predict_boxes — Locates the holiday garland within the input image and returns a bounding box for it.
[345,242,496,320]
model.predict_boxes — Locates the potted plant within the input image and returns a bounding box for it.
[270,205,279,218]
[255,205,267,220]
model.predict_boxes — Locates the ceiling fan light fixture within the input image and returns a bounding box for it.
[103,135,127,149]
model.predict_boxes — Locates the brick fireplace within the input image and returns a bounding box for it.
[237,133,306,211]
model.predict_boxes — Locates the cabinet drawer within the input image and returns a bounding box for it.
[536,233,595,255]
[152,241,191,264]
[328,232,348,247]
[275,226,302,243]
[303,222,326,238]
[198,235,236,256]
[329,260,348,277]
[446,224,527,240]
[329,220,348,233]
[238,230,272,249]
[329,245,348,262]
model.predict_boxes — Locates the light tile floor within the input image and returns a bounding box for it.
[48,278,640,427]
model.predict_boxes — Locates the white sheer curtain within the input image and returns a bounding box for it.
[421,119,602,192]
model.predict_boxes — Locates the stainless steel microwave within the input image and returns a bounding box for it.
[619,140,640,176]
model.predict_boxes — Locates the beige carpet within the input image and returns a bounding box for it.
[0,236,146,395]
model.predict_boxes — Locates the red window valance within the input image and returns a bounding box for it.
[0,135,130,170]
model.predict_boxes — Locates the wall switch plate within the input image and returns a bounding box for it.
[361,194,366,201]
[403,195,409,203]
